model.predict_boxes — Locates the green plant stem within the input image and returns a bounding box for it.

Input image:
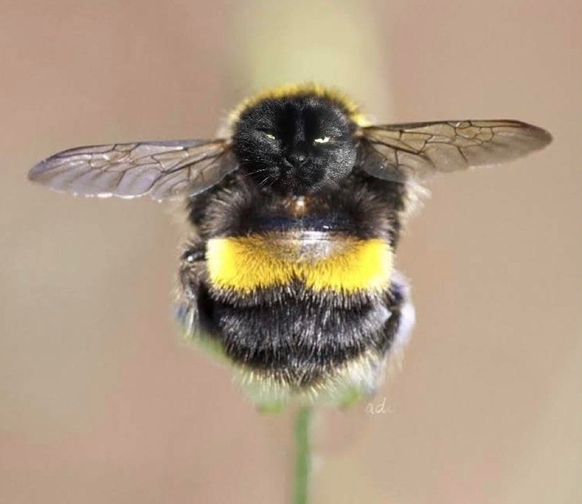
[294,406,313,504]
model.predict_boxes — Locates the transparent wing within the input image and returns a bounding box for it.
[28,139,238,201]
[359,120,552,182]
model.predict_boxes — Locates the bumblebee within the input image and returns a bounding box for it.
[28,84,551,408]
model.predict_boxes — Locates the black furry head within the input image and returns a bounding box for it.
[232,93,359,196]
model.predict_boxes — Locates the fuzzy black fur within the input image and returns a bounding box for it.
[188,167,406,246]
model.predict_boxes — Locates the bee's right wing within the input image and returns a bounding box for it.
[28,139,237,201]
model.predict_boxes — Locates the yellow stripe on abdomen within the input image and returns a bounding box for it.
[206,234,393,293]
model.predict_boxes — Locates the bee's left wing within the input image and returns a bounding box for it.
[359,120,552,182]
[28,139,237,201]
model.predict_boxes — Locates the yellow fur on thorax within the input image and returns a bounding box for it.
[206,234,393,293]
[228,83,370,128]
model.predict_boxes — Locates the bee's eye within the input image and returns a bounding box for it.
[314,136,331,144]
[263,132,277,140]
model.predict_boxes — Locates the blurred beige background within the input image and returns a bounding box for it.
[1,0,580,503]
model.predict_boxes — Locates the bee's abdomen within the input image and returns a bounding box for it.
[201,230,396,389]
[212,296,392,387]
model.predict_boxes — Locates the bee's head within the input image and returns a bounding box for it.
[232,88,359,195]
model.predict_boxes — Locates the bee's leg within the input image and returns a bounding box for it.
[175,240,216,340]
[379,270,416,356]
